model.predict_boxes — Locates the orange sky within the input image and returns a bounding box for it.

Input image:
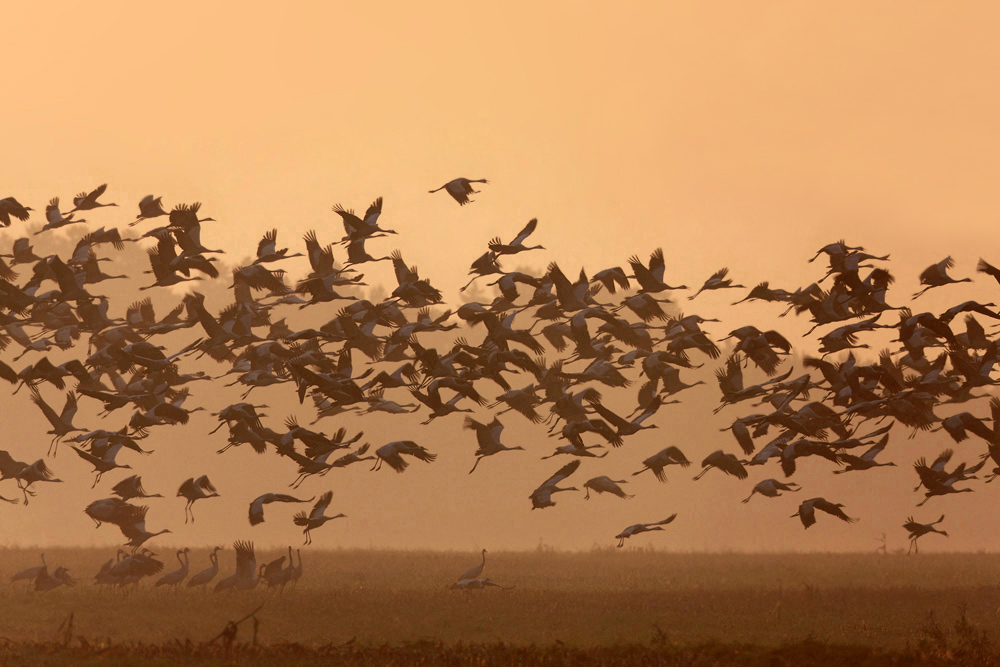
[2,2,1000,553]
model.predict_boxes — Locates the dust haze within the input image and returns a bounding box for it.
[2,2,1000,556]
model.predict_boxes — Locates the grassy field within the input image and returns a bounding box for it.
[2,547,1000,664]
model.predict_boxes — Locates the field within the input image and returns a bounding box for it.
[2,547,1000,664]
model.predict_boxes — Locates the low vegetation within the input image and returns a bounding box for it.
[2,548,1000,664]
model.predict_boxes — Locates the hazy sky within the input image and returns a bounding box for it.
[3,2,1000,554]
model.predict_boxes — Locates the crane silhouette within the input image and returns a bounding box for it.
[429,178,489,205]
[292,491,346,545]
[457,548,487,582]
[615,514,677,547]
[177,475,220,523]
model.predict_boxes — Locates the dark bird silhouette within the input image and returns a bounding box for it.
[293,491,345,545]
[177,475,219,523]
[249,492,313,526]
[615,514,677,547]
[903,515,948,554]
[429,178,489,205]
[791,497,858,529]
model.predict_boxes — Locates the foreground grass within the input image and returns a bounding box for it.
[2,548,1000,663]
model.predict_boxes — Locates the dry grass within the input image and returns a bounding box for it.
[2,547,1000,664]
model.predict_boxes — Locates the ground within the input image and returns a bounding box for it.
[1,548,998,664]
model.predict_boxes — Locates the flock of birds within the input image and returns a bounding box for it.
[9,542,304,594]
[0,175,997,593]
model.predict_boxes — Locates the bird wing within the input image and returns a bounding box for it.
[543,459,581,487]
[249,496,267,526]
[311,491,333,519]
[509,218,538,246]
[233,540,256,578]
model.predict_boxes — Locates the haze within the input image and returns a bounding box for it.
[2,2,1000,553]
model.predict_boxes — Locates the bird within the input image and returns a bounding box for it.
[529,459,581,509]
[903,515,948,554]
[632,446,692,483]
[35,565,77,592]
[457,548,487,582]
[371,441,437,473]
[177,475,220,523]
[688,268,744,300]
[253,229,304,265]
[31,391,86,456]
[214,540,261,593]
[17,459,63,505]
[70,183,117,212]
[615,514,677,547]
[292,491,346,545]
[248,493,314,526]
[628,248,687,294]
[0,197,32,227]
[741,479,801,503]
[84,497,142,528]
[913,256,971,299]
[187,547,223,590]
[583,476,633,500]
[832,434,895,474]
[791,498,858,529]
[692,450,749,481]
[10,554,47,585]
[464,416,524,473]
[429,178,489,205]
[262,546,297,593]
[131,194,169,224]
[488,218,544,255]
[117,505,172,551]
[70,443,134,488]
[111,475,163,500]
[36,197,86,234]
[155,548,191,588]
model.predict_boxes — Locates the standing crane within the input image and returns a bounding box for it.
[457,549,487,582]
[187,547,223,590]
[155,548,191,589]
